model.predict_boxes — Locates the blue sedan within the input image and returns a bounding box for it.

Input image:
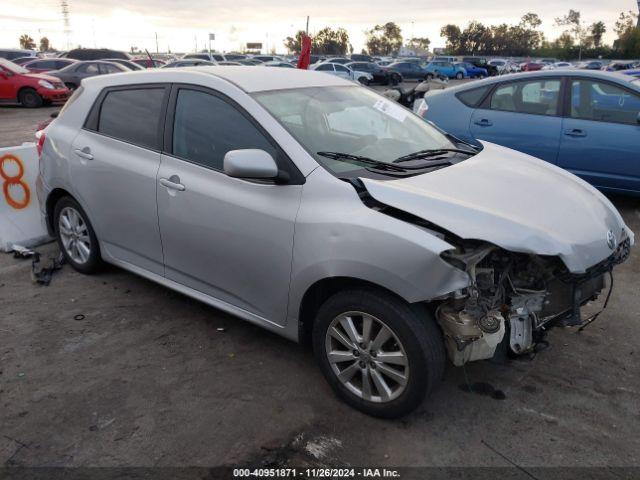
[455,62,488,78]
[424,61,467,79]
[420,70,640,195]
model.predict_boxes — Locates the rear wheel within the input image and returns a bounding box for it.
[358,77,370,86]
[18,88,43,108]
[390,73,401,86]
[54,197,102,274]
[425,73,434,80]
[455,72,464,80]
[312,289,445,418]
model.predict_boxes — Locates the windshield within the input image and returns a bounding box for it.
[0,58,29,74]
[253,86,455,177]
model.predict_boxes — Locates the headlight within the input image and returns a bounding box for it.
[38,80,55,90]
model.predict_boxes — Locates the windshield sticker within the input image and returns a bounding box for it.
[373,99,407,122]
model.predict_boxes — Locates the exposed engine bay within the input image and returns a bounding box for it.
[436,238,631,366]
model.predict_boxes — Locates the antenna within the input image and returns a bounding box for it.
[60,1,71,50]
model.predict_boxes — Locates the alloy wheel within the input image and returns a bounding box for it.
[58,206,92,264]
[325,311,409,403]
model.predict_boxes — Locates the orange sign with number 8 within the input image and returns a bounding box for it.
[1,154,31,210]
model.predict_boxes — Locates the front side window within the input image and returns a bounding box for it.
[172,89,277,171]
[100,63,122,74]
[254,86,455,178]
[97,88,165,149]
[570,79,640,125]
[490,79,560,116]
[78,63,100,74]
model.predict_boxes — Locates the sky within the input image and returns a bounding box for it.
[1,0,638,54]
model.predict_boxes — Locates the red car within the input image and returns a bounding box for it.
[23,58,77,73]
[521,62,544,72]
[0,58,70,107]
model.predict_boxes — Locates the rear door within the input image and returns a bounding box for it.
[469,77,563,162]
[557,77,640,193]
[156,85,303,324]
[70,84,169,274]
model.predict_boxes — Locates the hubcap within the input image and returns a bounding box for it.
[325,311,409,403]
[58,206,91,264]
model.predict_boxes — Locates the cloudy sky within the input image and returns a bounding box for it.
[2,0,638,54]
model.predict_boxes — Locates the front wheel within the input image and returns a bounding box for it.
[425,73,434,80]
[390,73,400,86]
[312,289,445,418]
[455,72,464,80]
[54,196,102,274]
[18,88,43,108]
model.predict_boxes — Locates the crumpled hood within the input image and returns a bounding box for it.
[362,141,634,273]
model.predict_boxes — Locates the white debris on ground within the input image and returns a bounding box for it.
[304,436,342,459]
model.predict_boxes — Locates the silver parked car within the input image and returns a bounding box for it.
[37,66,633,417]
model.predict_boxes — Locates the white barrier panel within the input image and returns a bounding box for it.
[0,143,50,252]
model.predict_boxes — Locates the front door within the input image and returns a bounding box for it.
[557,77,640,193]
[157,86,303,325]
[69,85,168,274]
[470,77,563,162]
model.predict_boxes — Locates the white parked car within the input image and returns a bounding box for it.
[311,62,373,84]
[37,66,633,418]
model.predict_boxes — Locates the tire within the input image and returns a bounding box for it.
[390,74,400,86]
[54,196,102,274]
[425,73,434,80]
[358,77,370,86]
[64,82,77,91]
[456,72,464,80]
[18,88,43,108]
[312,288,446,418]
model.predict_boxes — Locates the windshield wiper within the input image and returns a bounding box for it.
[393,148,476,164]
[317,151,407,172]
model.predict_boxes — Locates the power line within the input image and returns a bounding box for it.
[60,0,71,49]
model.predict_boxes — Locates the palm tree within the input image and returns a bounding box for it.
[19,34,36,50]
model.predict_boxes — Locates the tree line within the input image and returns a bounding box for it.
[285,9,639,59]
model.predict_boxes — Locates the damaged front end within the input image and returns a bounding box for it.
[435,236,631,366]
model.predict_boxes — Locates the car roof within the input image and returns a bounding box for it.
[80,65,353,92]
[443,69,640,94]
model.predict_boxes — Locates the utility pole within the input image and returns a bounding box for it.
[306,16,309,35]
[637,0,640,27]
[155,32,159,53]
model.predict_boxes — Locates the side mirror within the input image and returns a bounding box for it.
[223,149,280,181]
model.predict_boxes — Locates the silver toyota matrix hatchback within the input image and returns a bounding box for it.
[38,67,633,417]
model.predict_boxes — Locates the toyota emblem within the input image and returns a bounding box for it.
[606,230,617,250]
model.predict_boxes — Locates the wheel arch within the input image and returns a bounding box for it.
[297,276,414,346]
[45,187,75,235]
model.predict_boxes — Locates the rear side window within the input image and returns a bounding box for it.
[456,86,491,107]
[97,88,165,149]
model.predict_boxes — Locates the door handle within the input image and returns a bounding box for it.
[564,128,587,138]
[159,177,185,191]
[474,119,493,126]
[74,148,93,160]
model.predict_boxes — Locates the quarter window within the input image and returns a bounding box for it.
[172,89,277,171]
[570,79,640,125]
[490,79,560,116]
[97,88,165,149]
[456,85,491,107]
